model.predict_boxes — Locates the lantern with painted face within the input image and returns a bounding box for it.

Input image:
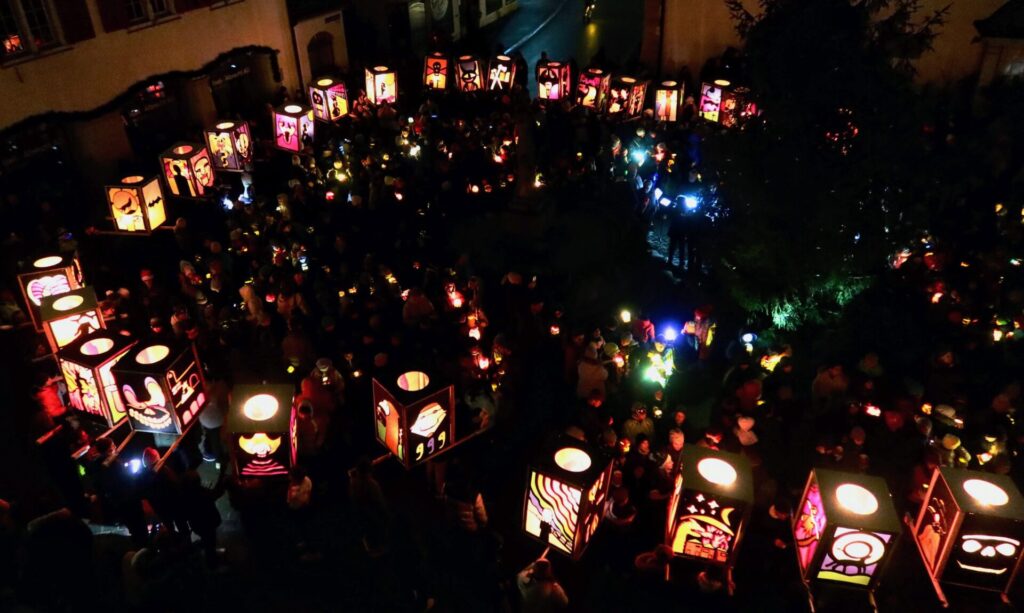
[106,175,166,233]
[608,76,647,117]
[372,369,455,468]
[536,59,571,102]
[159,143,215,198]
[576,68,610,110]
[308,78,349,122]
[654,81,683,122]
[228,384,296,478]
[455,55,484,93]
[523,437,612,559]
[58,329,135,426]
[699,82,725,123]
[204,120,252,171]
[272,104,314,153]
[666,447,752,566]
[424,53,449,90]
[40,287,104,353]
[365,65,397,105]
[17,253,83,331]
[113,341,206,435]
[793,469,901,590]
[912,468,1024,599]
[488,55,516,91]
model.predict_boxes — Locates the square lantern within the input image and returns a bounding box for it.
[228,384,296,478]
[523,437,613,559]
[699,81,726,123]
[666,447,753,566]
[577,68,610,110]
[204,120,253,171]
[17,253,83,331]
[720,86,757,128]
[488,54,516,91]
[536,60,571,102]
[365,65,397,105]
[58,329,135,427]
[159,142,215,198]
[654,80,683,123]
[272,104,314,153]
[372,370,455,468]
[308,78,349,122]
[106,175,166,233]
[112,341,206,435]
[608,76,647,117]
[794,469,901,590]
[912,468,1024,599]
[40,287,104,353]
[424,53,449,91]
[455,55,484,93]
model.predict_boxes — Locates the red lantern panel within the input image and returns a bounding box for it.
[424,54,449,90]
[577,68,610,110]
[608,77,646,117]
[455,56,484,93]
[160,143,216,198]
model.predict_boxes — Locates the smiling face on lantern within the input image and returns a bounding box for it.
[235,130,251,160]
[110,188,144,230]
[122,376,173,431]
[955,535,1021,577]
[193,155,214,188]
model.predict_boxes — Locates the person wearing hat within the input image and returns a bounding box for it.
[934,433,971,468]
[517,557,568,613]
[622,403,655,443]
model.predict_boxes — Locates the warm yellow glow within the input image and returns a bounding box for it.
[835,484,878,515]
[122,175,144,184]
[374,65,389,72]
[80,338,114,356]
[554,447,592,472]
[33,256,62,268]
[172,145,193,155]
[239,432,281,456]
[621,76,636,84]
[963,479,1009,506]
[497,55,510,61]
[284,104,303,114]
[697,458,738,486]
[215,121,235,129]
[316,78,333,86]
[714,78,732,87]
[661,80,678,88]
[397,371,430,392]
[243,394,280,421]
[52,295,84,311]
[135,345,170,365]
[409,402,447,438]
[620,309,631,323]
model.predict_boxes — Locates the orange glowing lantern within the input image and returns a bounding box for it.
[424,52,449,90]
[58,329,135,426]
[228,384,296,478]
[372,369,456,468]
[106,175,166,233]
[204,120,253,171]
[608,76,647,117]
[40,287,104,353]
[719,86,757,128]
[455,55,484,93]
[488,54,516,91]
[308,78,349,122]
[113,341,206,435]
[17,254,83,330]
[653,80,683,122]
[272,104,314,153]
[536,59,571,101]
[159,142,216,198]
[577,68,610,110]
[365,65,397,105]
[524,437,612,559]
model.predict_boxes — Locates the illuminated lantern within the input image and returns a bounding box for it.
[204,120,253,171]
[576,68,610,110]
[372,369,455,467]
[308,78,349,122]
[57,329,135,426]
[608,76,647,117]
[17,254,83,330]
[365,65,397,105]
[720,86,757,128]
[653,80,683,122]
[699,82,726,123]
[272,104,314,153]
[106,175,166,234]
[794,469,901,594]
[666,447,752,566]
[536,59,571,102]
[488,54,516,91]
[523,437,612,559]
[455,55,484,93]
[40,287,104,353]
[112,341,206,435]
[228,384,296,478]
[424,53,449,90]
[912,468,1024,603]
[159,142,216,198]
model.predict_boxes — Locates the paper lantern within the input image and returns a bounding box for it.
[794,469,901,590]
[699,82,725,123]
[719,86,757,128]
[488,54,516,91]
[159,143,216,198]
[372,370,455,468]
[113,341,206,435]
[912,468,1024,601]
[272,104,314,153]
[536,59,571,101]
[228,384,296,478]
[455,55,484,93]
[654,80,683,123]
[666,447,752,565]
[424,53,449,90]
[523,437,612,559]
[17,254,83,330]
[106,175,166,233]
[40,287,104,353]
[308,78,349,122]
[365,65,397,105]
[576,68,610,110]
[204,120,253,171]
[58,329,135,426]
[608,76,647,117]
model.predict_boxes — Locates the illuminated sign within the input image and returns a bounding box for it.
[455,56,484,93]
[272,104,314,153]
[113,342,207,435]
[106,175,166,233]
[424,53,449,90]
[371,369,456,468]
[577,68,610,110]
[204,121,252,171]
[40,287,104,353]
[228,384,295,478]
[58,330,135,426]
[308,78,349,122]
[159,142,216,198]
[365,66,397,105]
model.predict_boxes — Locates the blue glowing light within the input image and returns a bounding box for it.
[128,459,142,474]
[662,326,678,342]
[741,332,755,344]
[683,195,699,210]
[659,198,672,207]
[631,150,647,165]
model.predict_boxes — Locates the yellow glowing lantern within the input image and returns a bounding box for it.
[365,65,397,105]
[536,59,571,101]
[608,76,647,117]
[488,54,516,91]
[204,120,253,171]
[106,175,166,233]
[577,68,610,110]
[40,287,104,353]
[159,142,216,198]
[308,78,349,122]
[455,55,484,93]
[17,253,83,331]
[424,53,449,90]
[228,384,295,478]
[373,368,456,468]
[272,104,314,153]
[113,341,206,435]
[653,80,683,122]
[57,329,135,426]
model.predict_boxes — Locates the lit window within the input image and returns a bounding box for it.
[0,0,61,59]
